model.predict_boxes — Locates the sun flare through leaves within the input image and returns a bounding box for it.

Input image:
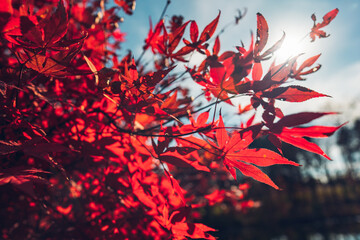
[0,1,341,239]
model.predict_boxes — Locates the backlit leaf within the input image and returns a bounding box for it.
[227,148,299,167]
[275,132,331,160]
[199,11,220,42]
[275,112,336,129]
[190,20,199,43]
[262,85,329,102]
[254,13,268,56]
[216,115,229,149]
[310,8,339,41]
[225,159,279,189]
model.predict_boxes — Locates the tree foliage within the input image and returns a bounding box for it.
[0,0,340,239]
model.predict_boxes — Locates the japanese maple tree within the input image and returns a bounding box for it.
[0,0,340,239]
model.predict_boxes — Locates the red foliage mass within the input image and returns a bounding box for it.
[0,1,340,239]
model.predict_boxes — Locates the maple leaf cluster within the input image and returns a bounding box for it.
[0,0,341,239]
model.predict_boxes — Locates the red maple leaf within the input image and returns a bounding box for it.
[213,115,298,189]
[310,8,339,42]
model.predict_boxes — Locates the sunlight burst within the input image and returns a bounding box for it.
[274,35,305,62]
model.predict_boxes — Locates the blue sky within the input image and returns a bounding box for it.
[119,0,360,120]
[116,0,360,176]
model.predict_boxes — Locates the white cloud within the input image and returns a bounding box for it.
[313,61,360,101]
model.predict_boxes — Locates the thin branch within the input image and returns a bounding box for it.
[143,93,246,133]
[91,108,214,138]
